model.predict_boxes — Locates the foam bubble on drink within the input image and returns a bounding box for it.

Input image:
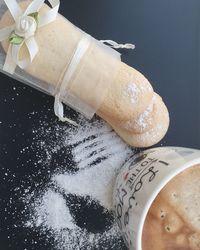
[143,164,200,250]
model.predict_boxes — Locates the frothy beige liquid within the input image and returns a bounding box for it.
[142,164,200,250]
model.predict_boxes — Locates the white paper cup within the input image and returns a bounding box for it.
[113,146,200,250]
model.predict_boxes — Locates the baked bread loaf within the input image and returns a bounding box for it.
[0,1,169,148]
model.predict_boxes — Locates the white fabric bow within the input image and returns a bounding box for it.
[0,0,60,74]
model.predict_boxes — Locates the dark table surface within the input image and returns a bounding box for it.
[0,0,200,249]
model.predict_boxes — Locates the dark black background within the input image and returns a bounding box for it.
[0,0,200,249]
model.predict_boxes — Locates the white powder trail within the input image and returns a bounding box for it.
[66,121,112,146]
[27,189,75,230]
[53,162,120,210]
[75,145,129,170]
[66,120,132,170]
[72,132,119,157]
[24,117,133,249]
[52,119,132,210]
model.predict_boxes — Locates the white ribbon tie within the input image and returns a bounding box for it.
[0,0,60,74]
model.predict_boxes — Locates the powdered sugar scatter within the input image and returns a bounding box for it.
[123,98,154,131]
[125,80,152,105]
[126,83,139,104]
[53,161,119,210]
[26,190,75,230]
[136,102,153,130]
[21,117,133,249]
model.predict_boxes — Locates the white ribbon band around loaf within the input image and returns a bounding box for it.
[0,0,135,125]
[54,34,91,126]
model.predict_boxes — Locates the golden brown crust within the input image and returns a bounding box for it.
[97,62,154,122]
[106,94,169,147]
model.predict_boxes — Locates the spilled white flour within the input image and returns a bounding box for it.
[22,117,133,249]
[66,119,130,170]
[53,161,119,210]
[28,190,75,230]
